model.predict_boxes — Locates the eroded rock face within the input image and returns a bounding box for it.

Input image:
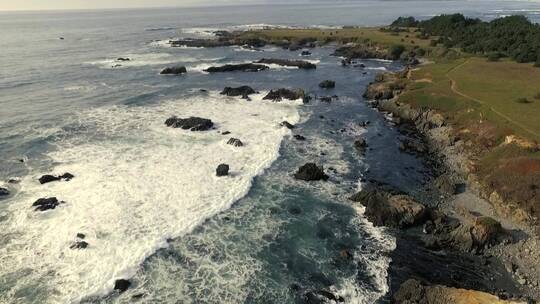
[319,80,336,89]
[294,163,329,181]
[204,63,269,73]
[220,86,256,99]
[32,197,63,211]
[255,58,316,69]
[160,66,187,75]
[165,116,214,131]
[393,279,525,304]
[263,88,305,102]
[350,190,426,228]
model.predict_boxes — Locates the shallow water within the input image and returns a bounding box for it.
[2,2,540,303]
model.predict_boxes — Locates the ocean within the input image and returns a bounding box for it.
[1,1,540,303]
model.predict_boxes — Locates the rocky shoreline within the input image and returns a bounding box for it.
[362,69,540,302]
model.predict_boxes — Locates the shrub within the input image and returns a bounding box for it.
[390,44,406,60]
[516,97,533,104]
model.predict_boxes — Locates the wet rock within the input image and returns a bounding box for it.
[216,164,230,177]
[263,88,306,102]
[399,138,427,154]
[354,138,368,152]
[220,86,256,99]
[165,116,213,131]
[38,173,74,184]
[160,66,187,75]
[294,163,329,181]
[255,58,316,69]
[170,38,234,48]
[221,131,231,135]
[0,187,9,196]
[204,63,269,73]
[350,189,426,228]
[227,138,244,147]
[114,279,131,293]
[304,290,344,303]
[280,121,295,129]
[70,241,89,249]
[116,57,130,61]
[293,134,306,141]
[434,174,457,196]
[76,233,86,239]
[319,80,335,89]
[301,50,312,56]
[32,197,63,212]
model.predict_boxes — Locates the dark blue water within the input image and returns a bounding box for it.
[2,2,540,303]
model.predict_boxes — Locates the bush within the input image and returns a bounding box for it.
[516,97,533,104]
[390,44,406,60]
[487,52,503,62]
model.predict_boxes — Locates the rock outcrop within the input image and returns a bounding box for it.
[32,197,63,211]
[160,66,187,75]
[0,187,9,196]
[216,164,230,177]
[38,173,75,184]
[294,163,329,181]
[114,279,131,293]
[263,88,306,102]
[220,86,256,99]
[227,138,244,147]
[363,71,406,101]
[255,58,316,69]
[165,116,214,131]
[204,63,269,73]
[350,189,426,228]
[280,121,295,129]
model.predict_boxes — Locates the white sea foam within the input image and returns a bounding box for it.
[86,53,176,69]
[365,67,388,71]
[0,92,301,303]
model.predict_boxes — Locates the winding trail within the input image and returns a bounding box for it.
[445,59,540,139]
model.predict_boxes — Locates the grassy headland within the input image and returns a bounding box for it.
[236,17,540,225]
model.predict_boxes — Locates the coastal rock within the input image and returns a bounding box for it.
[363,72,406,101]
[114,279,131,293]
[38,173,75,184]
[165,116,214,131]
[434,174,457,196]
[255,58,316,69]
[263,88,305,102]
[69,241,89,249]
[350,189,426,228]
[393,279,525,304]
[319,96,333,103]
[294,163,329,181]
[227,138,244,147]
[116,57,130,61]
[216,164,230,177]
[220,86,256,99]
[319,80,336,89]
[32,197,63,212]
[160,66,187,75]
[170,39,233,48]
[280,121,295,129]
[333,44,393,61]
[304,290,345,303]
[0,187,9,196]
[294,134,306,141]
[399,138,428,154]
[301,50,312,56]
[76,233,86,239]
[354,138,368,151]
[204,63,269,73]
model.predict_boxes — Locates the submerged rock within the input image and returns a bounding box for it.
[293,134,306,141]
[165,116,214,131]
[301,50,312,56]
[204,63,269,73]
[32,197,63,212]
[160,66,187,75]
[227,138,244,147]
[220,86,256,99]
[263,88,305,102]
[280,121,295,129]
[350,189,426,228]
[319,80,336,89]
[0,187,9,196]
[216,164,230,177]
[255,58,316,69]
[70,241,89,249]
[114,279,131,293]
[38,173,75,184]
[354,138,368,152]
[294,163,329,181]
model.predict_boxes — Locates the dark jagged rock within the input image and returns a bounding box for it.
[363,72,406,101]
[76,233,86,239]
[38,173,75,184]
[165,116,213,131]
[354,138,368,151]
[294,163,329,181]
[114,279,131,293]
[220,86,256,99]
[434,174,457,196]
[280,121,295,129]
[304,290,344,303]
[399,138,428,154]
[0,187,9,196]
[116,57,130,61]
[32,197,63,212]
[204,63,269,73]
[216,164,229,177]
[221,131,231,135]
[293,134,306,141]
[227,138,244,147]
[70,241,89,249]
[263,88,305,102]
[350,189,426,228]
[255,58,316,69]
[170,39,234,48]
[160,66,187,75]
[301,50,312,56]
[319,80,335,89]
[319,96,332,103]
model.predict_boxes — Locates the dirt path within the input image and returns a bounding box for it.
[445,59,540,139]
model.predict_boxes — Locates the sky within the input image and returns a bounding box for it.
[0,0,269,11]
